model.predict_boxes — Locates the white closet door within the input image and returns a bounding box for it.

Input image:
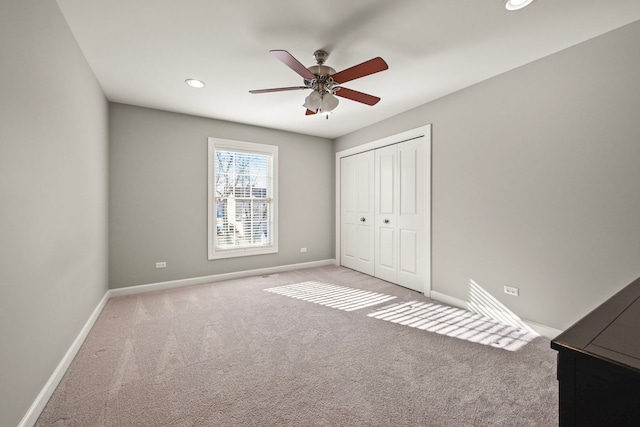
[340,151,375,275]
[374,144,398,283]
[396,137,426,292]
[374,138,426,292]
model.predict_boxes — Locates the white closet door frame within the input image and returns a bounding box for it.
[335,125,432,296]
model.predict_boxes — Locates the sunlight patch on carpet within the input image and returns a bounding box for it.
[368,301,536,351]
[264,281,396,311]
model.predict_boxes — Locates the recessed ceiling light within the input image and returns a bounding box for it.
[504,0,535,11]
[185,78,205,88]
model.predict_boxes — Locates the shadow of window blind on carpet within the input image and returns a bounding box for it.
[265,282,536,351]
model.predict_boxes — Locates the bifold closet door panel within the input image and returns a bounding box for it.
[396,138,425,292]
[373,139,425,292]
[340,151,375,276]
[374,144,398,284]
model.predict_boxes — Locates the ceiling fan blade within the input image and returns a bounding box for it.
[335,87,381,106]
[332,57,388,84]
[249,86,308,94]
[270,50,316,80]
[305,109,317,115]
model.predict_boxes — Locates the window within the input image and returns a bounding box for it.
[208,138,278,259]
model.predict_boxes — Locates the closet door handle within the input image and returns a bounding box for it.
[384,219,390,224]
[360,217,366,222]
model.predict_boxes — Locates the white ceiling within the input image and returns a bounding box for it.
[56,0,640,139]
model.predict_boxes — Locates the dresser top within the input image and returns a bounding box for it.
[551,276,640,371]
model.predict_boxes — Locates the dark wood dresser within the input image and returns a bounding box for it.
[551,276,640,426]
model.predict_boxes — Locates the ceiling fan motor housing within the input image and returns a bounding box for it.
[306,64,338,95]
[307,65,336,77]
[306,50,339,94]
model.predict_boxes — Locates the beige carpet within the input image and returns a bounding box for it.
[36,265,558,426]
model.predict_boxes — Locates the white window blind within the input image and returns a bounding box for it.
[208,138,278,259]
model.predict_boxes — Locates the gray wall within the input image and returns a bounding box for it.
[109,103,334,289]
[335,21,640,331]
[0,1,109,426]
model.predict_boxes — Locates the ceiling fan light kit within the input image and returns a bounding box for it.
[250,49,388,117]
[303,89,339,117]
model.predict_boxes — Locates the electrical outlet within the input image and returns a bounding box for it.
[300,248,307,253]
[504,286,519,296]
[155,262,167,269]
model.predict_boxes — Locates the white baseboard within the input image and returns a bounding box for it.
[109,259,337,298]
[430,290,562,339]
[522,319,563,340]
[429,290,465,311]
[18,291,110,427]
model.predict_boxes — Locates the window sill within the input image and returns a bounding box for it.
[208,245,278,260]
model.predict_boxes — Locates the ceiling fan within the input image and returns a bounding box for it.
[249,49,388,117]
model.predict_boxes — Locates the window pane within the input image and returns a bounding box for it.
[216,200,226,243]
[217,222,235,247]
[251,183,267,198]
[234,183,251,198]
[234,153,252,175]
[216,199,236,248]
[252,221,268,243]
[253,201,267,218]
[215,152,234,197]
[216,199,227,219]
[253,201,269,244]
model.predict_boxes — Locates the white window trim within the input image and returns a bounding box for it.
[208,137,278,260]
